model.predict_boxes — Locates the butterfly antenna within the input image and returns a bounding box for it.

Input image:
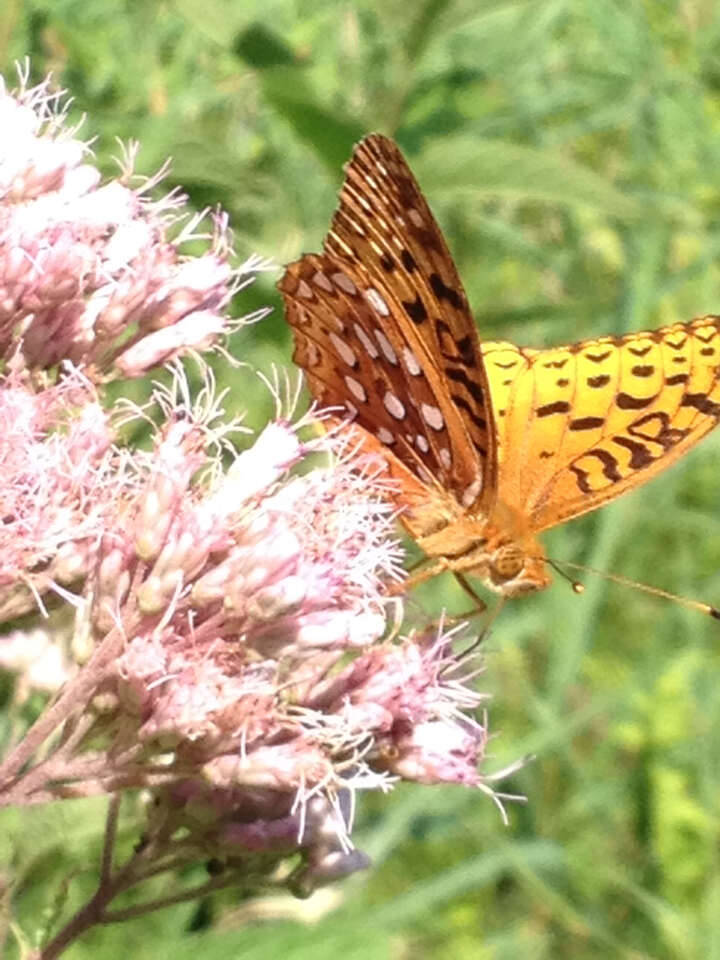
[546,558,585,595]
[546,556,720,619]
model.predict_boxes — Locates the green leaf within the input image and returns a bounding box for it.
[262,69,366,172]
[415,135,645,219]
[234,23,297,69]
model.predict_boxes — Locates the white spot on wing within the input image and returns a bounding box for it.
[365,287,390,317]
[439,448,452,470]
[297,279,313,299]
[375,329,398,364]
[417,464,434,485]
[384,391,405,420]
[345,375,367,403]
[332,272,358,295]
[377,427,395,445]
[415,434,430,453]
[354,323,379,359]
[461,475,483,508]
[313,271,333,292]
[421,403,445,431]
[345,401,357,418]
[402,347,422,376]
[408,208,424,228]
[329,332,358,367]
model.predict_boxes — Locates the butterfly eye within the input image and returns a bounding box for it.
[489,544,524,584]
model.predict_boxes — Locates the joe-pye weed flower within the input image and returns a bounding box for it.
[0,69,521,958]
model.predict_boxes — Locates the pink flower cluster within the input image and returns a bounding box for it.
[0,71,515,923]
[96,405,502,884]
[0,369,119,621]
[0,70,249,378]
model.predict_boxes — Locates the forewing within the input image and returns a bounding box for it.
[280,133,497,515]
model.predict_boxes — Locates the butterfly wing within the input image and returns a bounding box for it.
[483,316,720,532]
[280,134,497,522]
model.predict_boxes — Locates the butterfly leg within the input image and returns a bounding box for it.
[457,598,506,661]
[395,561,488,617]
[453,573,488,617]
[392,561,495,641]
[394,556,455,592]
[397,563,490,636]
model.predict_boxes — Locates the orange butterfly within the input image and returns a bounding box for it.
[279,135,720,598]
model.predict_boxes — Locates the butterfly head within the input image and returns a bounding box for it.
[479,505,551,596]
[485,541,551,596]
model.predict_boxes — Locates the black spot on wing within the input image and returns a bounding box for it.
[681,393,720,417]
[429,272,463,310]
[403,295,427,324]
[537,401,571,417]
[573,449,622,487]
[616,392,658,410]
[400,249,417,272]
[569,416,605,431]
[584,350,612,364]
[455,335,476,366]
[452,394,488,432]
[445,367,485,403]
[628,411,690,450]
[612,436,653,469]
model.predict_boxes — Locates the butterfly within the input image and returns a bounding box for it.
[278,134,720,598]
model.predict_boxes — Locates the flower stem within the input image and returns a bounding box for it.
[32,796,258,958]
[0,628,124,792]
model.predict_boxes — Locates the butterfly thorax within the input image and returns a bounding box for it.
[412,500,551,597]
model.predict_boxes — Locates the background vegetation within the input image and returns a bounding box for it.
[3,1,720,956]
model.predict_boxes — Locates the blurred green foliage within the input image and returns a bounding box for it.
[3,0,720,957]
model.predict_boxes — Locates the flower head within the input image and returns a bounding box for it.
[0,72,257,379]
[0,367,120,621]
